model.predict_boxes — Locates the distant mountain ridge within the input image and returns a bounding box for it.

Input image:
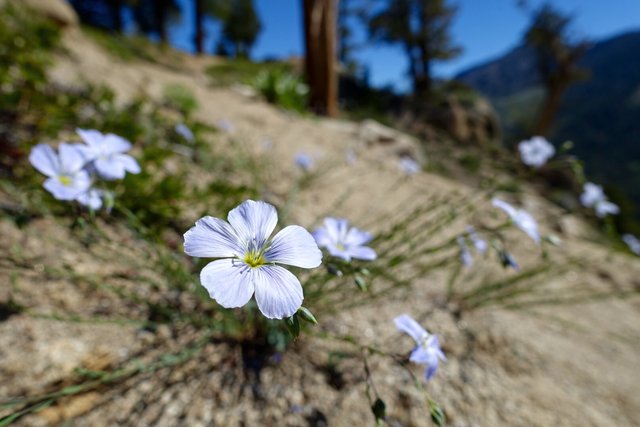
[455,30,640,217]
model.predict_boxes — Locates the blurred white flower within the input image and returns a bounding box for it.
[174,123,194,143]
[518,136,555,168]
[295,152,314,171]
[399,156,420,176]
[580,182,605,208]
[492,198,540,244]
[76,129,140,180]
[594,200,620,218]
[580,182,619,218]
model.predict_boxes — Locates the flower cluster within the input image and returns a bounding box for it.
[30,129,140,210]
[580,182,619,218]
[518,136,555,168]
[394,314,446,381]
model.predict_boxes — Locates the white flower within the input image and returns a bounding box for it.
[312,218,376,262]
[580,182,605,208]
[394,314,446,381]
[184,200,322,319]
[399,156,420,175]
[76,129,140,180]
[518,136,555,168]
[594,200,619,218]
[29,143,91,200]
[580,182,619,218]
[295,152,314,171]
[492,198,540,244]
[175,123,194,143]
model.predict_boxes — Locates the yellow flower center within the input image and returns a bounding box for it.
[58,175,72,186]
[244,250,265,268]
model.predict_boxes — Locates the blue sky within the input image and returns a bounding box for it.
[165,0,640,91]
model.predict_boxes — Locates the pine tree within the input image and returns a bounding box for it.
[525,3,588,135]
[369,0,461,98]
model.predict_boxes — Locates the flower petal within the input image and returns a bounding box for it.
[227,200,278,247]
[58,143,87,173]
[394,314,428,344]
[265,225,322,268]
[344,227,373,246]
[29,144,59,177]
[491,197,517,219]
[104,133,132,153]
[200,259,255,308]
[115,154,140,174]
[312,227,333,248]
[77,128,104,147]
[323,217,348,243]
[253,265,303,319]
[95,157,126,180]
[76,189,103,210]
[347,246,377,261]
[184,216,244,258]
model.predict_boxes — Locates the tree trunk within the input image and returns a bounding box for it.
[194,0,204,54]
[415,43,432,99]
[109,0,123,32]
[534,83,565,136]
[155,0,168,44]
[303,0,338,117]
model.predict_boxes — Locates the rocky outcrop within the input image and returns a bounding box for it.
[9,0,79,28]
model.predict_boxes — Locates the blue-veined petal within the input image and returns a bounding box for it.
[253,264,303,319]
[227,200,278,247]
[323,217,348,243]
[265,225,322,268]
[29,144,60,177]
[200,259,255,308]
[394,314,428,344]
[184,216,244,258]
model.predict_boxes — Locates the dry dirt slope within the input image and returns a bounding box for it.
[1,23,640,427]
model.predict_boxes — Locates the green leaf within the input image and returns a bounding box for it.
[430,401,446,426]
[297,306,318,325]
[354,275,368,291]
